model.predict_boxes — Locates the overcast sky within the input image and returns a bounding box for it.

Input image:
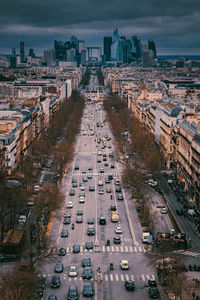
[0,0,199,55]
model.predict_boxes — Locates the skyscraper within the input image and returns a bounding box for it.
[54,40,66,61]
[20,42,25,63]
[103,37,112,61]
[148,39,156,58]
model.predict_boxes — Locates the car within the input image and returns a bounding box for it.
[83,177,88,182]
[176,208,183,216]
[69,189,75,196]
[106,187,112,193]
[148,279,157,287]
[110,164,115,169]
[82,169,87,174]
[115,187,122,193]
[63,216,71,224]
[48,296,57,300]
[79,180,84,186]
[87,217,94,224]
[125,280,135,291]
[97,158,101,163]
[115,179,120,185]
[89,186,95,191]
[73,244,80,253]
[64,211,71,218]
[71,178,77,183]
[160,207,168,214]
[108,175,113,180]
[67,201,73,208]
[83,282,94,297]
[50,275,60,288]
[113,236,121,244]
[85,241,94,250]
[87,227,95,236]
[98,180,103,186]
[79,196,85,203]
[110,205,117,211]
[115,226,122,234]
[105,178,110,184]
[76,215,83,223]
[72,182,78,188]
[61,229,68,237]
[82,257,91,267]
[87,174,93,179]
[148,287,160,298]
[0,254,19,262]
[82,267,93,279]
[118,193,124,200]
[98,189,104,195]
[120,260,129,270]
[103,157,107,161]
[99,216,106,225]
[74,164,79,170]
[58,247,66,256]
[77,210,83,216]
[54,262,63,273]
[104,163,109,167]
[67,285,78,300]
[100,168,104,173]
[88,166,93,171]
[79,191,85,197]
[68,266,78,277]
[80,185,85,191]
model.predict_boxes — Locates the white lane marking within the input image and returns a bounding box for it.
[126,274,129,281]
[105,275,108,281]
[130,246,133,252]
[125,246,128,252]
[102,246,105,252]
[120,246,123,252]
[116,274,119,281]
[116,246,119,252]
[111,246,114,252]
[131,275,134,281]
[138,247,142,252]
[120,274,124,281]
[134,247,137,252]
[147,274,150,280]
[152,274,155,280]
[110,274,113,281]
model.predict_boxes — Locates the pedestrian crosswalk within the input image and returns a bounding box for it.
[49,245,146,255]
[72,172,120,177]
[173,250,200,258]
[38,273,155,283]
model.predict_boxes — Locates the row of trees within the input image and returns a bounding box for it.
[97,69,104,86]
[80,70,90,87]
[0,90,85,299]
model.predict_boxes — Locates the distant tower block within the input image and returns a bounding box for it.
[86,47,101,61]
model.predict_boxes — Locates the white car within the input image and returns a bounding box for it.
[100,168,104,173]
[67,201,73,208]
[160,207,168,214]
[68,266,78,277]
[115,226,122,234]
[120,260,129,270]
[98,189,104,195]
[80,185,85,191]
[79,196,85,203]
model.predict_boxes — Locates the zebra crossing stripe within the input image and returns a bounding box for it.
[141,274,145,281]
[110,274,113,281]
[105,275,108,281]
[116,274,119,281]
[134,247,137,252]
[138,247,142,252]
[116,246,119,252]
[102,246,105,252]
[121,274,124,281]
[147,275,150,280]
[111,246,114,252]
[120,246,123,252]
[152,275,155,280]
[130,246,133,252]
[131,275,134,281]
[126,274,129,281]
[125,246,128,252]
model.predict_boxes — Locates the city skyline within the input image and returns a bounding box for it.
[0,0,199,55]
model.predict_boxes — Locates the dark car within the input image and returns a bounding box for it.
[74,164,79,170]
[110,164,115,168]
[89,186,95,191]
[105,178,110,184]
[58,247,66,256]
[118,193,124,200]
[61,229,68,237]
[110,205,117,211]
[85,241,94,250]
[83,177,88,182]
[71,177,77,183]
[88,166,93,171]
[76,215,83,223]
[73,244,80,253]
[125,280,135,291]
[77,209,83,215]
[83,283,94,297]
[0,254,19,262]
[79,192,85,197]
[48,296,57,300]
[69,189,75,196]
[65,211,71,218]
[115,187,121,193]
[108,175,113,180]
[82,267,93,279]
[50,275,60,288]
[176,208,183,216]
[68,285,78,300]
[54,262,63,273]
[72,182,78,188]
[148,287,160,298]
[87,217,94,224]
[148,279,157,287]
[113,237,121,244]
[82,258,91,267]
[64,217,71,224]
[87,227,95,236]
[99,216,106,225]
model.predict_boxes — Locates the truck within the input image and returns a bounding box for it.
[111,211,119,222]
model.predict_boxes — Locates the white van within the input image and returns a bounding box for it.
[98,180,103,186]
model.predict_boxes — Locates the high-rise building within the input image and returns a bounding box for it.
[103,37,112,61]
[111,28,120,61]
[142,44,154,67]
[148,39,156,58]
[78,40,85,53]
[43,49,55,66]
[20,42,25,63]
[29,48,35,58]
[54,40,66,61]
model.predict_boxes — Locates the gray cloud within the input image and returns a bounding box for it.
[0,0,199,54]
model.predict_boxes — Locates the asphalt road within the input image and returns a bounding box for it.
[40,100,156,300]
